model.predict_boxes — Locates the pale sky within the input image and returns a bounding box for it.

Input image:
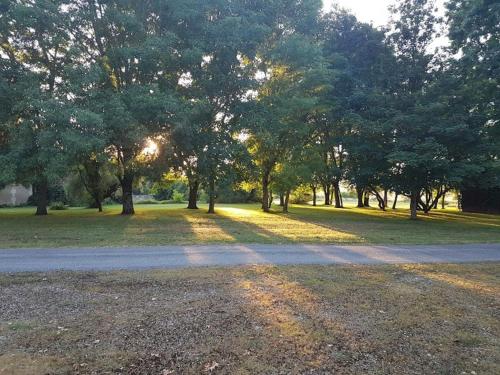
[323,0,446,27]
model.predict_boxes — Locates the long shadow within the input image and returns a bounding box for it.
[396,263,499,299]
[207,207,293,244]
[222,265,369,373]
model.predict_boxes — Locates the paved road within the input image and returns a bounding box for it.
[0,243,499,273]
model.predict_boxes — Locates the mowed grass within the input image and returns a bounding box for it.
[0,263,498,374]
[0,203,499,248]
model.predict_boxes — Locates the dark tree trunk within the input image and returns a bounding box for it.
[371,189,386,211]
[383,189,388,207]
[207,176,216,214]
[35,179,48,216]
[441,193,446,209]
[120,172,135,215]
[333,181,342,208]
[187,178,199,209]
[283,190,290,213]
[392,193,399,210]
[364,192,370,207]
[95,197,103,212]
[262,169,271,212]
[356,187,364,208]
[312,186,317,206]
[410,191,418,220]
[269,190,273,209]
[279,193,285,207]
[323,184,330,206]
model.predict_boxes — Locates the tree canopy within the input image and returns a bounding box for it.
[0,0,498,218]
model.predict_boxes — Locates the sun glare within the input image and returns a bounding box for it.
[142,139,159,157]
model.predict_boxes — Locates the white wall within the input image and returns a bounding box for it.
[0,185,32,206]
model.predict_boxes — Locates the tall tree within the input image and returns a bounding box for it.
[72,0,182,215]
[447,0,500,206]
[0,0,75,215]
[386,0,444,219]
[318,10,397,210]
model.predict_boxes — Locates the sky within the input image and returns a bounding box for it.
[322,0,446,27]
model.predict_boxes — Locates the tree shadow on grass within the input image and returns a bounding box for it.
[221,265,367,373]
[216,206,362,244]
[179,207,290,244]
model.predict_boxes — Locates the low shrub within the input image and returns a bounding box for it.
[49,202,67,210]
[172,190,185,203]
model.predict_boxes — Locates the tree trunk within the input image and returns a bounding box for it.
[333,181,342,208]
[95,197,103,212]
[35,179,48,216]
[383,189,388,207]
[269,190,273,209]
[410,191,418,220]
[279,193,285,207]
[312,186,317,206]
[283,190,290,213]
[364,192,370,207]
[356,187,364,208]
[207,176,215,214]
[187,178,199,209]
[392,193,399,210]
[323,184,330,205]
[372,189,386,210]
[120,172,135,215]
[262,170,271,213]
[441,193,446,209]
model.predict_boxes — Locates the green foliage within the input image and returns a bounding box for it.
[49,202,67,211]
[150,179,188,201]
[290,185,312,204]
[172,190,185,203]
[0,0,497,219]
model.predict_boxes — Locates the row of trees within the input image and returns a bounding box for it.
[0,0,498,219]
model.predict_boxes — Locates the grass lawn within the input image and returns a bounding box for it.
[0,203,499,248]
[0,263,498,374]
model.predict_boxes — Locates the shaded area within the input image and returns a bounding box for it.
[0,263,498,374]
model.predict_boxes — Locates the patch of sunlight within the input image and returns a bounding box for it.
[181,213,235,242]
[401,265,499,298]
[217,208,361,243]
[235,267,359,356]
[217,206,259,218]
[0,353,64,375]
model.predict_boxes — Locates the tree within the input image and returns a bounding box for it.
[386,0,445,219]
[447,0,500,208]
[71,0,183,215]
[241,0,325,213]
[0,0,75,215]
[318,10,397,210]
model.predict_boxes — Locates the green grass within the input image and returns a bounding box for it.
[0,203,499,248]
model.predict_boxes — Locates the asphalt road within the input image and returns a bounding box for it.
[0,243,499,273]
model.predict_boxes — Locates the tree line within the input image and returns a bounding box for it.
[0,0,498,219]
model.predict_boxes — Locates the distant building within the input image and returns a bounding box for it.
[0,185,32,206]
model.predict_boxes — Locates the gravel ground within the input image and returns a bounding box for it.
[0,263,499,374]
